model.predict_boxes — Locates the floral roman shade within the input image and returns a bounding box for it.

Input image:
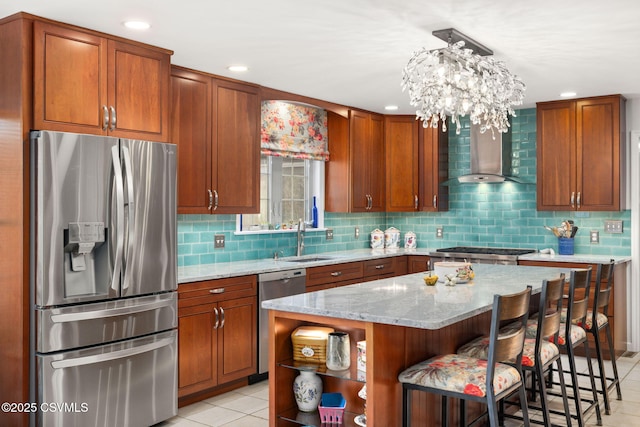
[261,101,329,161]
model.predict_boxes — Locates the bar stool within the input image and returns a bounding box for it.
[458,275,572,426]
[398,287,531,427]
[578,260,622,414]
[542,268,602,427]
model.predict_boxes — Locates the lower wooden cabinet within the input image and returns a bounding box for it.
[305,256,410,292]
[178,276,257,399]
[407,255,431,273]
[362,256,407,281]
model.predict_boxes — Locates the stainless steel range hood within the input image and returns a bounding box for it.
[445,123,529,184]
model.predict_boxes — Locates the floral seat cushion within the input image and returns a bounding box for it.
[458,336,559,367]
[559,308,608,331]
[526,318,586,346]
[398,354,521,397]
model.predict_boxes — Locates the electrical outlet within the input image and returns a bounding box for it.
[354,227,360,239]
[214,234,225,248]
[436,227,443,239]
[604,220,623,234]
[326,229,334,240]
[590,230,599,244]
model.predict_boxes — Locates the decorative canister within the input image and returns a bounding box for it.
[293,368,323,412]
[326,332,350,371]
[370,229,384,249]
[384,227,401,248]
[404,231,417,249]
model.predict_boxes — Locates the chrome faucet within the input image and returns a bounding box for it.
[296,218,305,257]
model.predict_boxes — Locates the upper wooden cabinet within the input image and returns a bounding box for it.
[537,95,625,211]
[351,110,385,211]
[385,116,419,212]
[419,124,449,212]
[325,110,385,212]
[34,20,171,142]
[384,116,448,212]
[171,66,260,214]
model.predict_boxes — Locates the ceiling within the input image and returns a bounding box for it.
[4,0,640,114]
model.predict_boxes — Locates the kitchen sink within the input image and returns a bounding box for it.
[281,256,336,263]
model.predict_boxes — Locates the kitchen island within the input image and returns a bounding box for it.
[263,264,573,427]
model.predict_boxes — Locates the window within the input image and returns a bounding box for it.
[237,155,324,232]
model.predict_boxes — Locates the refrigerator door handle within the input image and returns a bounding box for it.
[50,336,174,369]
[121,145,135,289]
[111,145,125,293]
[49,298,174,323]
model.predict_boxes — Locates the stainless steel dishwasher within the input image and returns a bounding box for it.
[253,268,306,382]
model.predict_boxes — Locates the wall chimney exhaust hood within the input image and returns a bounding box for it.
[444,124,530,185]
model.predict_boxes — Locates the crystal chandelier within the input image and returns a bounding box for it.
[402,28,525,135]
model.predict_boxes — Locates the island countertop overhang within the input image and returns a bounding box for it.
[262,264,573,330]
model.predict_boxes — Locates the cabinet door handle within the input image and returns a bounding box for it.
[577,192,581,209]
[209,288,225,294]
[330,271,343,277]
[102,106,109,130]
[213,307,219,329]
[375,264,385,270]
[433,195,437,208]
[570,191,575,209]
[109,106,116,131]
[219,306,225,329]
[207,189,213,210]
[213,190,219,211]
[414,195,419,210]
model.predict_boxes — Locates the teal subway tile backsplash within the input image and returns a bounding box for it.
[177,108,631,267]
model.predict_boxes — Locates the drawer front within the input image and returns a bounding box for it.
[363,258,397,278]
[306,262,364,286]
[178,275,257,308]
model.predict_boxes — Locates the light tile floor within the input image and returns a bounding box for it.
[159,352,640,426]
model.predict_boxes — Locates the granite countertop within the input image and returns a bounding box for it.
[178,248,631,284]
[178,248,433,283]
[261,264,573,330]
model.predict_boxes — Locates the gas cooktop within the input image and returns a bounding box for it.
[435,247,536,256]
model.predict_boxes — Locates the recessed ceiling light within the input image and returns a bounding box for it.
[385,105,399,111]
[560,91,577,97]
[123,20,151,30]
[227,65,248,72]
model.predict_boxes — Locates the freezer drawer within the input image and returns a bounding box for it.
[37,329,177,427]
[37,292,177,353]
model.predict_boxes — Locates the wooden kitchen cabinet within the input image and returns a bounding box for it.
[363,256,407,280]
[419,123,449,211]
[384,116,449,212]
[536,94,625,211]
[305,261,364,292]
[34,20,171,142]
[325,110,385,212]
[351,110,385,211]
[178,275,257,400]
[385,116,419,212]
[305,257,410,293]
[171,66,260,214]
[407,255,431,273]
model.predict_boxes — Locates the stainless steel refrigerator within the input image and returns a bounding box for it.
[30,130,178,427]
